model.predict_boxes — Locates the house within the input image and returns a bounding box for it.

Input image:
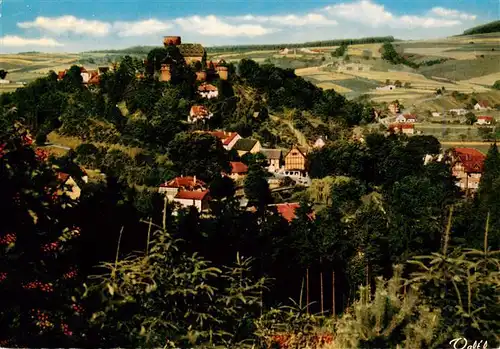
[388,102,400,114]
[284,145,308,173]
[227,161,248,181]
[198,83,218,99]
[158,176,210,211]
[196,131,241,151]
[188,105,213,123]
[448,148,486,193]
[233,139,261,157]
[160,64,172,82]
[476,116,494,125]
[389,123,414,135]
[313,136,326,149]
[449,108,468,116]
[474,101,490,111]
[279,48,289,55]
[163,36,205,65]
[260,149,282,172]
[0,79,10,84]
[56,173,82,200]
[432,112,442,117]
[396,114,417,123]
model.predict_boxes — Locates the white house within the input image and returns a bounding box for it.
[198,83,219,99]
[396,114,417,123]
[279,48,289,55]
[476,116,494,125]
[432,112,442,117]
[474,101,490,111]
[197,131,241,151]
[0,79,10,84]
[158,176,210,212]
[313,137,326,149]
[376,85,397,91]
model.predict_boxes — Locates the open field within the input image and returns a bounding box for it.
[316,82,352,93]
[347,43,383,58]
[464,72,500,86]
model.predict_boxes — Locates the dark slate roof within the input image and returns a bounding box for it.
[260,148,282,160]
[178,44,205,57]
[233,138,258,152]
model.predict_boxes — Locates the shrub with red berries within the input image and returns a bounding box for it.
[0,123,84,346]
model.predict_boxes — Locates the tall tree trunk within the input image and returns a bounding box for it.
[306,268,310,314]
[320,270,324,314]
[332,271,336,317]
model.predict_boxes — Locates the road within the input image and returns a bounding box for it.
[44,143,71,150]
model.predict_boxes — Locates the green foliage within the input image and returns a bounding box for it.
[462,20,500,35]
[331,43,348,58]
[333,265,442,349]
[167,132,230,181]
[86,225,267,348]
[244,164,273,209]
[465,112,477,125]
[493,80,500,90]
[0,70,7,80]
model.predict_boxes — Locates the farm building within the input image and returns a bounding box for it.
[474,101,491,111]
[389,123,414,135]
[432,112,442,117]
[447,148,486,194]
[56,173,84,200]
[376,85,397,91]
[476,116,494,125]
[396,114,417,123]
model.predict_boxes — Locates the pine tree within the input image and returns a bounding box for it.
[478,142,500,200]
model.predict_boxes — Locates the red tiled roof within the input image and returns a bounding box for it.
[174,190,209,200]
[454,148,486,173]
[198,83,218,92]
[478,116,493,120]
[198,131,240,146]
[160,176,206,188]
[190,105,210,117]
[478,100,490,108]
[230,161,248,174]
[57,71,67,79]
[389,123,414,130]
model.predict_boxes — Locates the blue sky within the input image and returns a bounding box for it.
[0,0,496,52]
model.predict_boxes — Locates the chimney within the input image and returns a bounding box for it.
[193,175,196,185]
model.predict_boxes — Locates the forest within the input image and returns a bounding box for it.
[0,45,498,348]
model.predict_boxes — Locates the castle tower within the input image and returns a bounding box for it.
[160,64,171,82]
[163,36,181,46]
[217,66,228,81]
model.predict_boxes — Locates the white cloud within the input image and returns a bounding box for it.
[234,13,337,27]
[325,0,473,28]
[174,15,275,37]
[430,7,477,20]
[0,35,63,47]
[18,16,111,36]
[113,19,173,37]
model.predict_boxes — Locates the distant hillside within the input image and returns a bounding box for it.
[85,36,397,55]
[462,20,500,35]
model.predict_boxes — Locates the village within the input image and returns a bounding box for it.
[47,35,494,222]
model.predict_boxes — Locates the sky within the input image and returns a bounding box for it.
[0,0,497,53]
